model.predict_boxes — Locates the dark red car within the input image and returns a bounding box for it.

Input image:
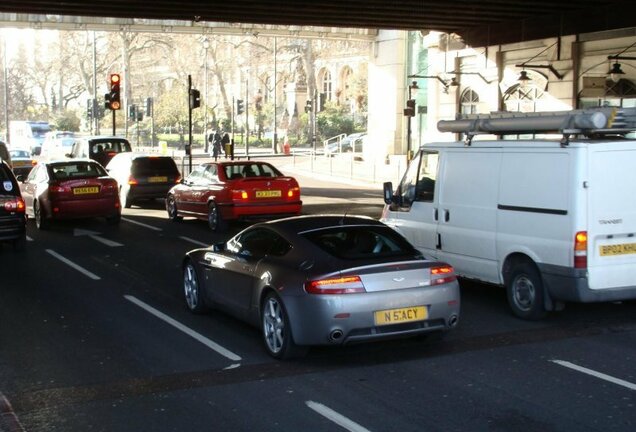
[20,160,121,229]
[166,161,302,231]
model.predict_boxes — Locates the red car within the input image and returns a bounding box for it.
[166,161,302,231]
[20,160,121,229]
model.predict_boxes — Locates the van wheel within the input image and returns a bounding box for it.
[506,262,547,320]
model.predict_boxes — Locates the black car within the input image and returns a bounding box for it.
[106,153,181,208]
[0,159,27,250]
[67,136,132,168]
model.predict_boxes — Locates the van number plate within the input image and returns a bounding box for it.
[599,243,636,256]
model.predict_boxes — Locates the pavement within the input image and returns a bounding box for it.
[0,393,24,432]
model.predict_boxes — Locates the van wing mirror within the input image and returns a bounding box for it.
[383,182,394,205]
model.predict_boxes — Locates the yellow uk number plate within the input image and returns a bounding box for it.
[256,190,281,198]
[148,176,168,183]
[374,306,427,326]
[73,186,99,195]
[600,243,636,256]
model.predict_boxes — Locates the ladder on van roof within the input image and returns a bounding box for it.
[437,107,636,146]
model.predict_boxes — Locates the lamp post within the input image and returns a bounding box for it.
[405,80,419,161]
[202,37,209,152]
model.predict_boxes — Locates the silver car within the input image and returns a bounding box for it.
[182,215,460,359]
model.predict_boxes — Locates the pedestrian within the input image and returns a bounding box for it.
[221,132,231,159]
[206,129,214,153]
[211,130,222,161]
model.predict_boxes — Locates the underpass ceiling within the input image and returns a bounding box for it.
[0,1,635,46]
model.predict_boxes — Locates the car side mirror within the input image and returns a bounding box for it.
[212,241,225,252]
[16,175,24,182]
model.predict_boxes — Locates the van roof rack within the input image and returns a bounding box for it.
[437,107,636,146]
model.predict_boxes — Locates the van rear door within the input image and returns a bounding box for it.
[587,141,636,290]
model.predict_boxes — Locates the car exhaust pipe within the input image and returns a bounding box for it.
[329,329,344,342]
[448,315,459,328]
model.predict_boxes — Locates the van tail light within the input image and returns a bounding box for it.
[128,176,138,185]
[431,265,456,285]
[4,198,25,213]
[305,276,366,294]
[232,190,248,200]
[574,231,588,269]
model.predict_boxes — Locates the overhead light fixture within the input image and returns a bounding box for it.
[606,41,635,82]
[517,70,531,87]
[449,77,459,87]
[514,40,565,80]
[607,62,625,83]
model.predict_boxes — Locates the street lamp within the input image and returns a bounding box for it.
[405,80,419,160]
[202,36,209,151]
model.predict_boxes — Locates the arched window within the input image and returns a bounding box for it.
[320,69,333,101]
[503,70,548,113]
[339,66,353,103]
[460,89,480,115]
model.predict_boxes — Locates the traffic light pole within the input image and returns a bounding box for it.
[112,110,116,136]
[187,75,193,173]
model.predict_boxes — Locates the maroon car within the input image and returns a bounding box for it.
[20,160,121,229]
[166,161,302,231]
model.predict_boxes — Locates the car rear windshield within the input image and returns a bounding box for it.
[132,157,179,175]
[302,225,418,260]
[224,163,283,179]
[50,162,107,180]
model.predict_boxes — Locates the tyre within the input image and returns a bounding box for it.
[120,186,132,209]
[506,262,547,320]
[261,292,307,359]
[34,201,49,230]
[207,202,224,232]
[183,260,208,314]
[166,195,182,221]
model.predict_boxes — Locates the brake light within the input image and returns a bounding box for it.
[431,265,456,285]
[574,231,587,269]
[3,198,25,213]
[287,186,300,198]
[49,183,68,194]
[305,276,366,294]
[31,160,37,166]
[232,190,248,200]
[128,176,138,185]
[175,175,182,184]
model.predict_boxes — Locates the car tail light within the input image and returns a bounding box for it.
[31,160,37,166]
[175,175,182,184]
[287,186,300,198]
[102,181,117,191]
[232,190,248,200]
[3,198,25,213]
[431,265,456,285]
[305,276,366,294]
[128,176,138,185]
[574,231,587,269]
[49,182,69,194]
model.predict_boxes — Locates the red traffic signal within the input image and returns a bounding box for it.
[108,73,121,110]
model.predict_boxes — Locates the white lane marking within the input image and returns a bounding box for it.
[122,217,162,231]
[223,363,241,370]
[74,228,123,247]
[179,236,209,247]
[305,401,372,432]
[124,295,242,362]
[551,360,636,391]
[46,249,101,280]
[26,235,34,242]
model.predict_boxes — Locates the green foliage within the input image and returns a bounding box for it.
[52,110,81,132]
[316,102,358,141]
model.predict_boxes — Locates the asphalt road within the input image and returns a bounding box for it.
[1,167,635,432]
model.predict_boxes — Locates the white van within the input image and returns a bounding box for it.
[381,108,636,320]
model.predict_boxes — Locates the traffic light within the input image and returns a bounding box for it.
[404,99,416,117]
[305,99,313,113]
[189,89,201,109]
[128,104,137,119]
[108,73,121,110]
[236,99,244,115]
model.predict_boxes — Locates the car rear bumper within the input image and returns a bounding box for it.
[128,184,175,200]
[0,215,26,241]
[540,263,636,303]
[49,198,120,219]
[282,282,460,346]
[218,201,302,221]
